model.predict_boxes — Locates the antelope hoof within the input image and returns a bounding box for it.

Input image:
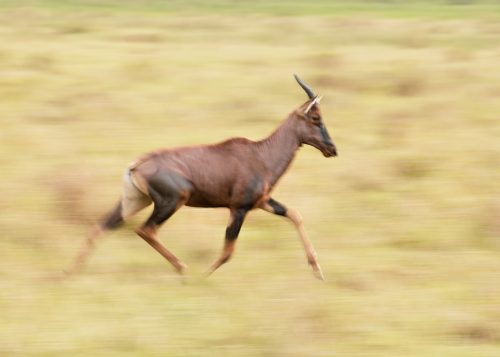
[204,267,217,278]
[63,263,83,276]
[312,265,325,281]
[63,268,77,276]
[176,262,189,275]
[308,259,325,281]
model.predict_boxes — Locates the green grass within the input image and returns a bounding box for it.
[2,0,500,17]
[1,1,500,356]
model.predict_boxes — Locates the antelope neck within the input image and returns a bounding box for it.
[257,115,301,186]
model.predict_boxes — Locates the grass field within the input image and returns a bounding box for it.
[1,1,500,356]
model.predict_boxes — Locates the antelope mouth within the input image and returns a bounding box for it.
[321,145,337,158]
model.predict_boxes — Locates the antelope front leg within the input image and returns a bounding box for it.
[260,198,325,281]
[206,208,247,276]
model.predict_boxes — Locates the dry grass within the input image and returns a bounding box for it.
[1,1,500,356]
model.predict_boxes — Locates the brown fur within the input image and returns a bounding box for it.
[67,76,337,280]
[130,103,335,210]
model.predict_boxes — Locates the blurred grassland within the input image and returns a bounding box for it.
[1,0,500,356]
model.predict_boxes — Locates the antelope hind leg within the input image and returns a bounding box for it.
[135,171,191,275]
[66,174,152,275]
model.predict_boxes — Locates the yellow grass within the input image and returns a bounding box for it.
[1,1,499,356]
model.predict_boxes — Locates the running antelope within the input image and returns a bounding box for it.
[68,75,337,280]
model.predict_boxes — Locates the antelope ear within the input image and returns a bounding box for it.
[304,95,322,114]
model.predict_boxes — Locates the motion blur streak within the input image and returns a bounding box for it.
[0,1,499,356]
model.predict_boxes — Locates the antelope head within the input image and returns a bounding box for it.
[293,74,337,158]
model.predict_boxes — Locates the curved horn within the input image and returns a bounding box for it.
[294,74,316,99]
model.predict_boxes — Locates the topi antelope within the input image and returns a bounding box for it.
[67,75,337,280]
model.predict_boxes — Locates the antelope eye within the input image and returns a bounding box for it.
[311,116,321,123]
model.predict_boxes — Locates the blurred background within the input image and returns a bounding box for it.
[1,0,499,356]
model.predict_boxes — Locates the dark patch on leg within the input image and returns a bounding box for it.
[149,169,192,197]
[144,187,179,228]
[268,198,287,216]
[101,201,124,229]
[142,169,191,228]
[206,210,247,276]
[242,174,264,209]
[226,209,246,241]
